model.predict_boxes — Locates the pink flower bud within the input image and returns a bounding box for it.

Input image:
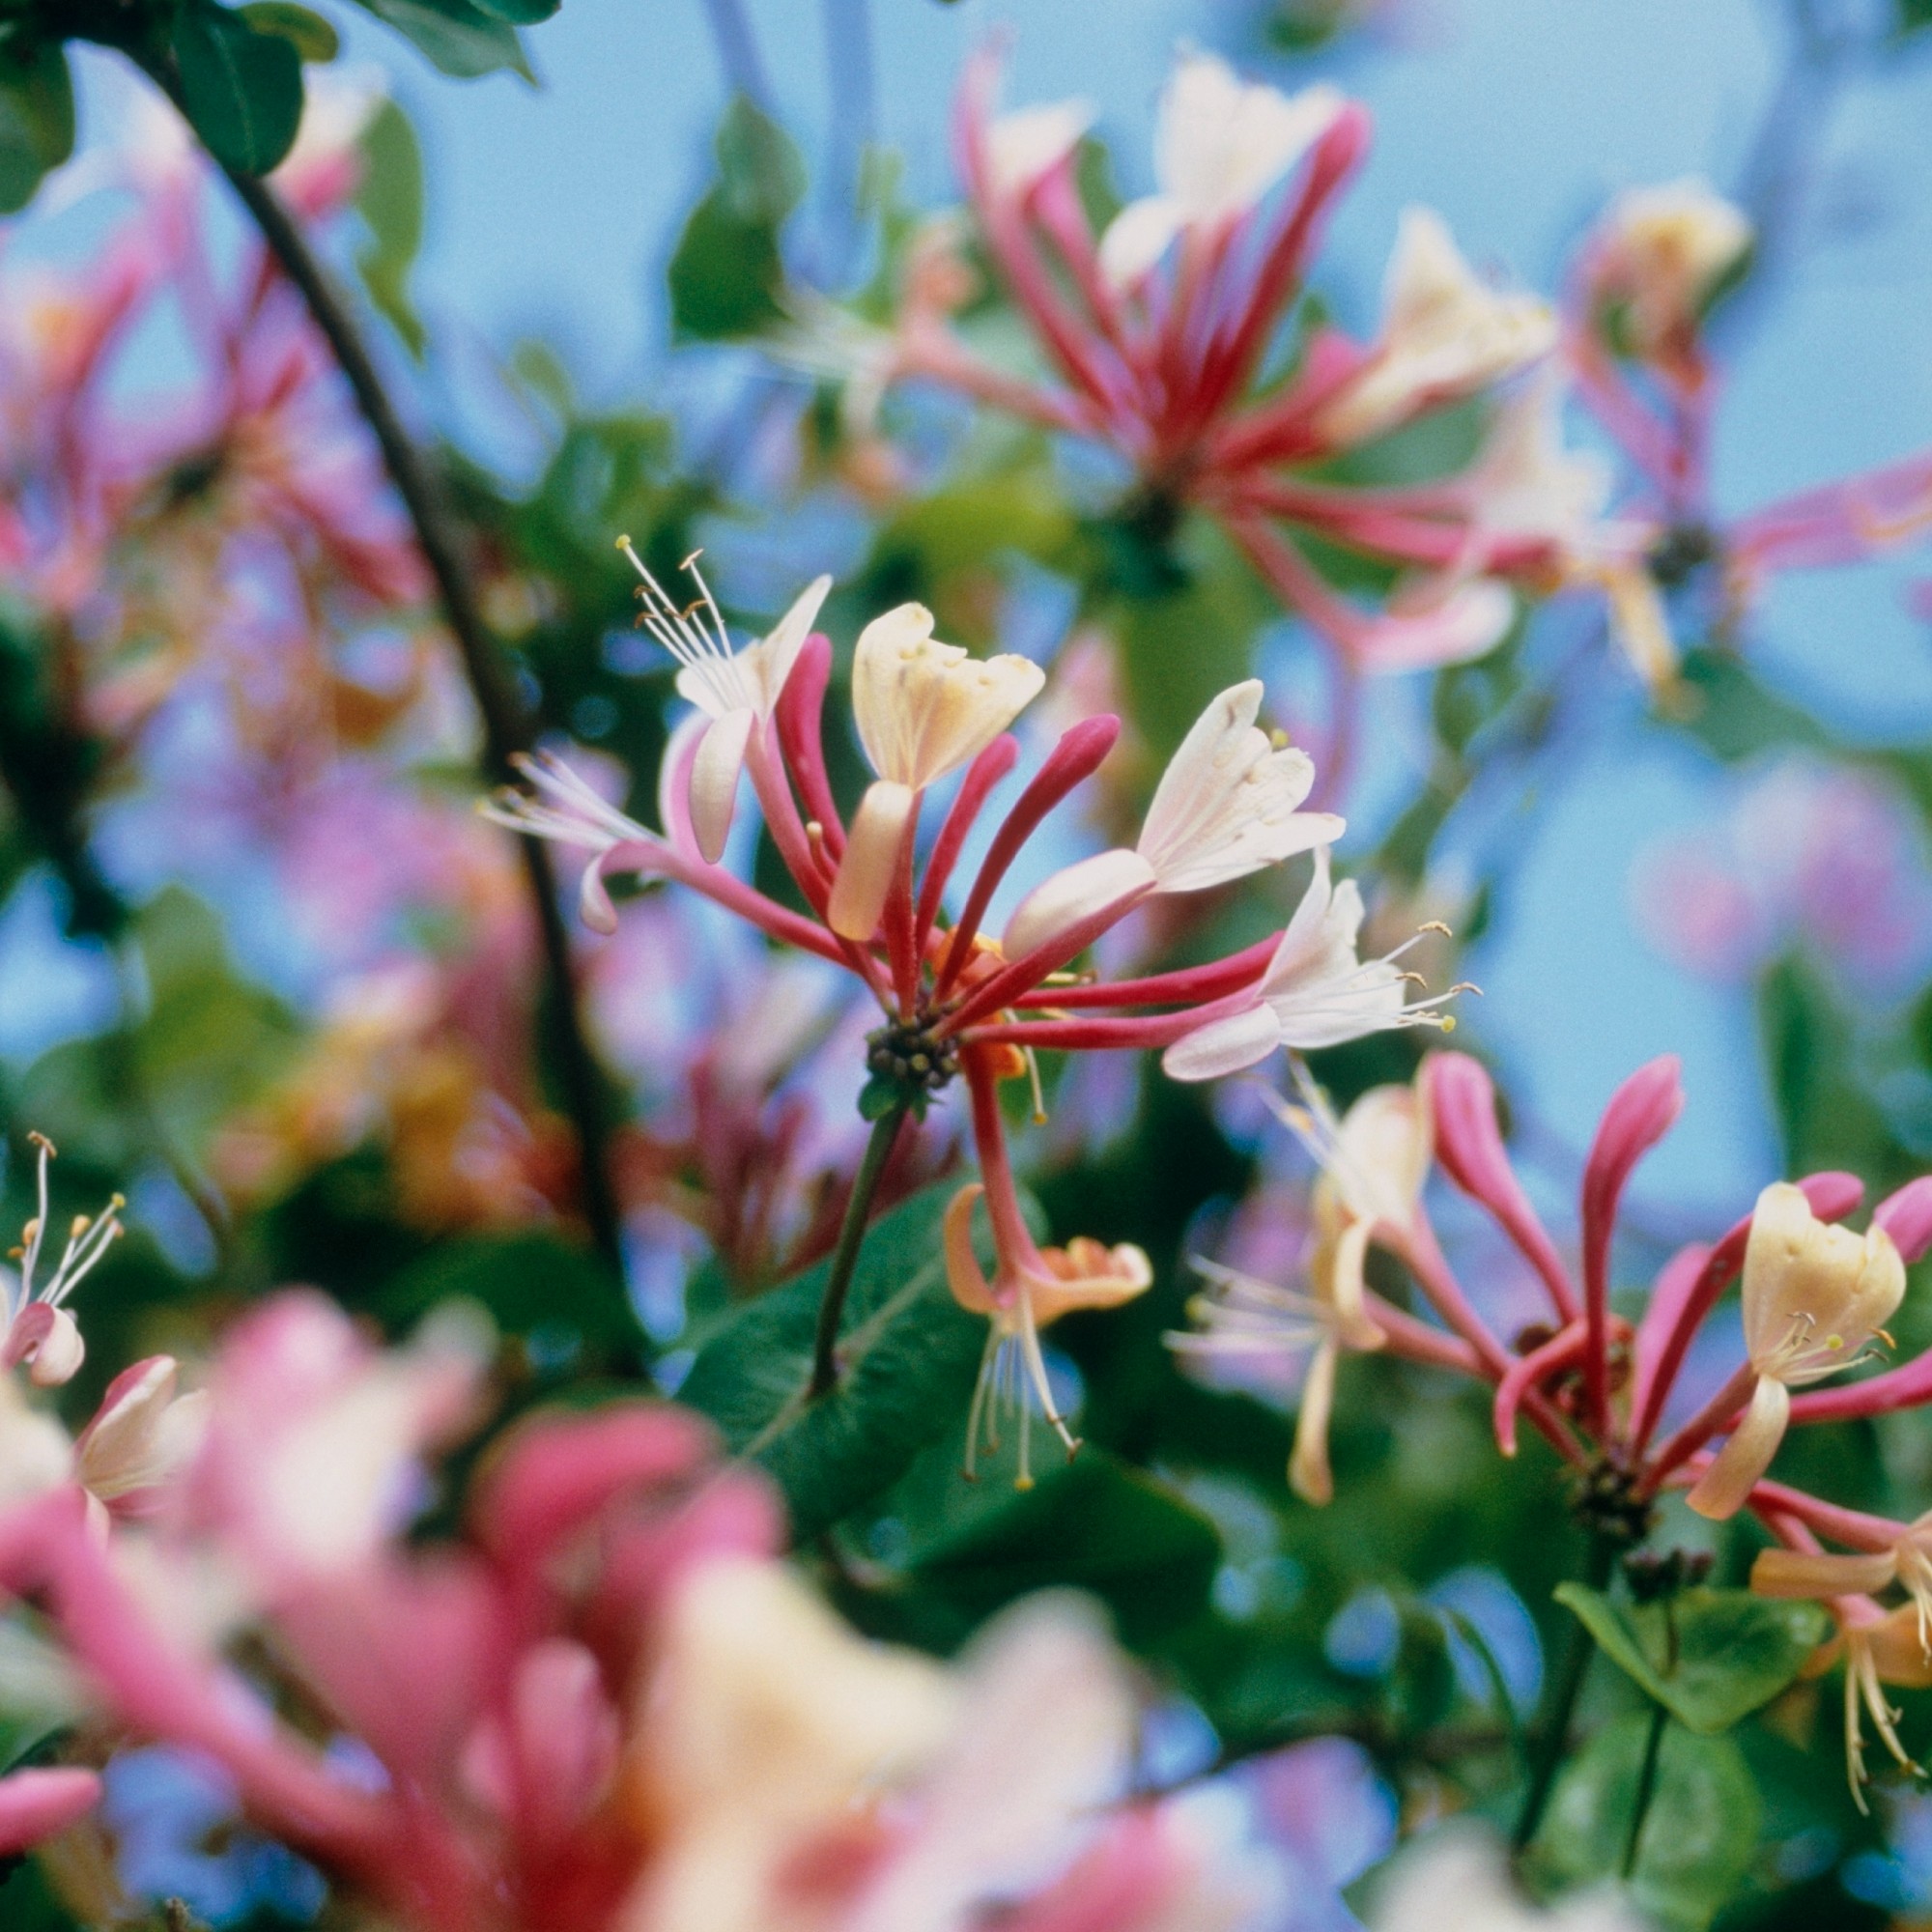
[1875,1176,1932,1264]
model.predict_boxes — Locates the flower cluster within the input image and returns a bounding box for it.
[1177,1049,1932,1800]
[855,48,1932,717]
[0,1286,1251,1932]
[488,548,1458,1479]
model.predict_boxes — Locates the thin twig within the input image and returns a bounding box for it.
[1513,1530,1617,1852]
[141,64,625,1278]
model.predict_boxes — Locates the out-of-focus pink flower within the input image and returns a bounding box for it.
[1631,756,1932,989]
[0,1293,1242,1932]
[0,1766,102,1858]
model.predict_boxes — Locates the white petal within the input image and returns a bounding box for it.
[987,100,1094,201]
[828,780,917,942]
[1687,1375,1790,1520]
[1097,195,1186,289]
[1156,54,1342,222]
[1136,680,1341,891]
[688,708,755,866]
[741,574,832,716]
[1161,1003,1284,1084]
[1259,852,1357,991]
[851,604,1043,791]
[1003,849,1156,961]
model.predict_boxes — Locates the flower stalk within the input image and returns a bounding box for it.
[810,1103,911,1397]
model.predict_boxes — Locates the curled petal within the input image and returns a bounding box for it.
[688,707,755,865]
[1751,1547,1898,1600]
[828,779,917,942]
[1289,1338,1339,1507]
[944,1184,999,1317]
[5,1303,84,1388]
[1097,195,1186,288]
[1687,1375,1790,1520]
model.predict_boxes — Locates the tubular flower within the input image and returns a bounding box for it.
[830,602,1045,940]
[1558,175,1932,677]
[1161,849,1461,1082]
[618,539,831,864]
[0,1298,1233,1932]
[945,1176,1152,1489]
[492,578,1450,1468]
[1754,1516,1932,1655]
[1175,1045,1932,1564]
[1002,677,1343,957]
[1687,1183,1905,1520]
[1800,1603,1932,1810]
[868,43,1587,737]
[1173,1065,1465,1503]
[1311,207,1556,450]
[4,1133,125,1389]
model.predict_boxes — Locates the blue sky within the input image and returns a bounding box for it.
[21,0,1932,1216]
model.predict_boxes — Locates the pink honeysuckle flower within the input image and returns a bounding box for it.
[828,43,1590,793]
[1002,677,1344,959]
[1180,1045,1932,1562]
[490,568,1455,1474]
[178,1291,490,1601]
[3,1133,125,1389]
[617,538,832,865]
[271,66,387,220]
[0,1299,1238,1932]
[1159,848,1461,1082]
[1684,1182,1904,1520]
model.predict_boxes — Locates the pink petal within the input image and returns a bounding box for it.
[1875,1176,1932,1264]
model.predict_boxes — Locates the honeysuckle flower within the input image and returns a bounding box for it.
[1097,54,1347,288]
[1173,1068,1438,1503]
[831,602,1046,940]
[619,539,832,865]
[945,1179,1152,1487]
[1003,679,1344,958]
[635,1552,959,1932]
[3,1133,125,1389]
[1804,1602,1932,1808]
[1583,178,1752,365]
[1687,1182,1905,1520]
[1161,850,1459,1082]
[1754,1518,1932,1656]
[74,1357,209,1516]
[1311,207,1556,450]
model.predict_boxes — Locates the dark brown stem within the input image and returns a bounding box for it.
[144,62,624,1277]
[810,1106,907,1397]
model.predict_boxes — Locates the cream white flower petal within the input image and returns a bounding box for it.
[1138,680,1341,890]
[987,101,1094,201]
[1739,1181,1905,1380]
[1161,1003,1287,1084]
[1003,848,1158,962]
[829,780,918,942]
[851,603,1044,791]
[1098,194,1189,290]
[1466,372,1611,547]
[1355,578,1515,674]
[1686,1374,1791,1520]
[1598,178,1752,351]
[742,573,832,713]
[1156,54,1343,222]
[687,707,756,867]
[1316,207,1555,447]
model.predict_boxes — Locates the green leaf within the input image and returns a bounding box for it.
[907,1451,1222,1646]
[173,0,304,175]
[1554,1583,1827,1735]
[1530,1714,1761,1931]
[0,39,71,215]
[347,0,533,80]
[668,95,805,341]
[238,2,340,60]
[377,1229,640,1366]
[676,1181,995,1542]
[355,99,426,356]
